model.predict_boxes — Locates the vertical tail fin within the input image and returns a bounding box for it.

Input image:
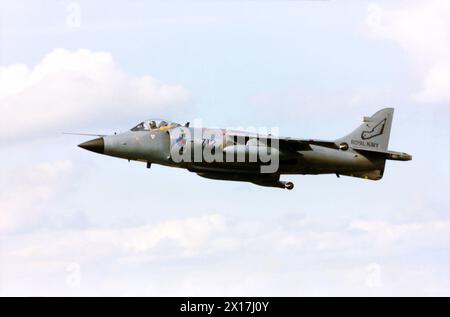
[337,108,394,152]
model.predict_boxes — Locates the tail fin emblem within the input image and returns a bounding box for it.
[361,118,386,140]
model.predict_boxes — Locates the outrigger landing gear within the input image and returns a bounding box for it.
[248,179,295,190]
[283,181,294,190]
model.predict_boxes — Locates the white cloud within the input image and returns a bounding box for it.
[349,219,450,253]
[416,60,450,102]
[3,213,226,261]
[366,1,450,103]
[0,160,73,233]
[2,211,449,296]
[0,48,192,141]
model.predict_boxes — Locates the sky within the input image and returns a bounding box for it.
[0,0,449,296]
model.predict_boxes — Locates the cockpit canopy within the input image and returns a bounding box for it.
[131,119,181,131]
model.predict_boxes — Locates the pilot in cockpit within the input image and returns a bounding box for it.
[158,120,168,128]
[131,119,180,132]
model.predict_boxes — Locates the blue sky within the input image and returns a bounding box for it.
[0,0,449,296]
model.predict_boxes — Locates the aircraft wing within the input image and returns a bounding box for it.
[225,131,338,152]
[277,137,339,151]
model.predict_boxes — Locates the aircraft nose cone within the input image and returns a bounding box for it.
[78,137,104,154]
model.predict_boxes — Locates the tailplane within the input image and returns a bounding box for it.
[335,107,411,181]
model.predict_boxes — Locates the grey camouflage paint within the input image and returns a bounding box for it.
[78,108,411,190]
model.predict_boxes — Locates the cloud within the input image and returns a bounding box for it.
[415,60,450,102]
[3,214,226,264]
[2,211,449,296]
[0,160,73,233]
[366,1,450,103]
[0,48,192,141]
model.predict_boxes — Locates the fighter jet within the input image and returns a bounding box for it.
[74,108,411,190]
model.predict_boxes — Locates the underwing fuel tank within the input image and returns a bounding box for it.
[196,171,294,189]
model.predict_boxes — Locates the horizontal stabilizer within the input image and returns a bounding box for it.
[355,148,412,161]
